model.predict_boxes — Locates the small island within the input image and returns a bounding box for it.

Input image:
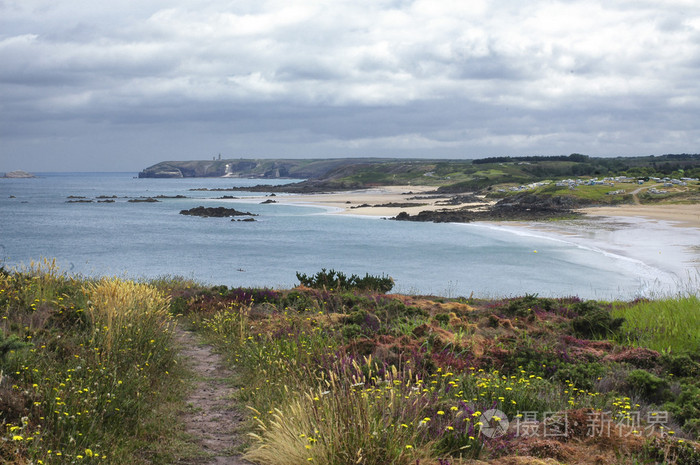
[179,206,257,218]
[2,170,35,178]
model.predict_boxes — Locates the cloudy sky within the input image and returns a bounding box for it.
[1,0,699,172]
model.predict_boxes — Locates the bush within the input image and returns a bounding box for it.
[296,269,394,293]
[662,353,700,378]
[665,384,700,435]
[433,313,450,326]
[572,304,624,338]
[626,369,670,403]
[503,294,552,317]
[643,437,700,464]
[0,330,31,364]
[375,299,427,325]
[280,290,319,312]
[554,362,607,391]
[342,309,381,337]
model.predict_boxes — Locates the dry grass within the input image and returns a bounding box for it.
[84,277,173,353]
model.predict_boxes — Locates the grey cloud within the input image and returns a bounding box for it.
[1,0,700,172]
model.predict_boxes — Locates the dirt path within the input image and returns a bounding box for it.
[176,327,251,465]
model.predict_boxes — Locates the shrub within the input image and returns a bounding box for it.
[626,369,670,403]
[296,269,394,293]
[662,353,700,378]
[554,362,607,391]
[341,323,363,339]
[571,305,624,338]
[665,384,700,435]
[604,347,661,369]
[433,313,450,326]
[0,330,31,364]
[643,437,700,464]
[280,289,319,312]
[375,299,427,326]
[342,309,381,337]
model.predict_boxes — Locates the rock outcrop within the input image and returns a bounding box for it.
[179,206,257,218]
[393,194,588,223]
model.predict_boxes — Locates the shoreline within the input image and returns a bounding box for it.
[266,185,700,228]
[263,187,700,292]
[270,185,494,218]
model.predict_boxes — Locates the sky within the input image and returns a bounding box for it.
[1,0,699,172]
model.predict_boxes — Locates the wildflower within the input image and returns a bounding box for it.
[405,445,413,449]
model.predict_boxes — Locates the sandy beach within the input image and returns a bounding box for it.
[580,204,700,228]
[266,186,700,292]
[271,185,700,228]
[272,185,494,217]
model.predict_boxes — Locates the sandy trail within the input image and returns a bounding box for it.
[176,327,251,465]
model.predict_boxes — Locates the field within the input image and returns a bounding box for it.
[1,265,699,464]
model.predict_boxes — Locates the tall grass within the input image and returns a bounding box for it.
[84,277,174,357]
[0,264,183,464]
[613,296,700,354]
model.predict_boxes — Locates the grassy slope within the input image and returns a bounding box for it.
[0,262,199,464]
[3,266,699,464]
[180,278,700,465]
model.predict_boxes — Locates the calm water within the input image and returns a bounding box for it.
[0,172,675,299]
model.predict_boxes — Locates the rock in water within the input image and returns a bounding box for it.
[179,206,258,218]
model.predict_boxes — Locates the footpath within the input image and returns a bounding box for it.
[176,328,251,465]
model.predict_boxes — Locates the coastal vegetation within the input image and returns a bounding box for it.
[0,260,188,464]
[2,262,698,464]
[138,154,700,192]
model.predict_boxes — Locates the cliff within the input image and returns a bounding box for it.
[137,158,392,179]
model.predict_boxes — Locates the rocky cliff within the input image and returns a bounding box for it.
[138,158,391,179]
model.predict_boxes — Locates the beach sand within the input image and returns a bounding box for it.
[580,204,700,228]
[272,185,493,217]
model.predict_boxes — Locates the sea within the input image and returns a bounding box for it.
[0,172,694,300]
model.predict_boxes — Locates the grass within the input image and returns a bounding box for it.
[0,260,191,464]
[612,296,700,355]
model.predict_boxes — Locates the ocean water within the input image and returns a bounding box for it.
[0,172,684,299]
